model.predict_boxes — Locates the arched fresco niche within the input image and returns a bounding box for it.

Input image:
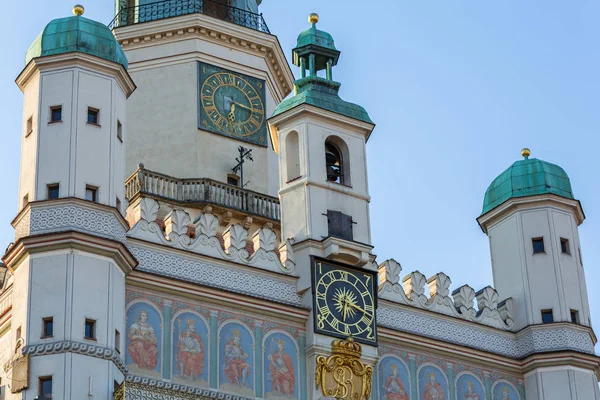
[263,330,299,400]
[219,321,255,397]
[125,301,162,378]
[418,364,448,400]
[378,355,410,400]
[456,372,484,400]
[171,311,209,387]
[492,381,519,400]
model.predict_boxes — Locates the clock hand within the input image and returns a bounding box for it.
[228,103,236,122]
[346,302,367,314]
[232,101,253,111]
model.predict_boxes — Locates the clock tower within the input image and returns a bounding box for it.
[268,13,378,400]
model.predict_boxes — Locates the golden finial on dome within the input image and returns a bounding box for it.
[521,148,531,159]
[73,4,85,16]
[309,13,319,24]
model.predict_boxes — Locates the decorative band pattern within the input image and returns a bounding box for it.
[23,340,127,374]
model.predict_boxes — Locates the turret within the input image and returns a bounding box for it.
[2,5,136,399]
[478,148,599,400]
[269,13,375,276]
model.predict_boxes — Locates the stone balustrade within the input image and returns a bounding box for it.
[125,165,280,221]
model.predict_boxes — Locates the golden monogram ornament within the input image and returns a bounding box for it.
[315,337,373,400]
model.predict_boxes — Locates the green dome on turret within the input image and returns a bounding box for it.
[25,6,128,69]
[481,149,574,215]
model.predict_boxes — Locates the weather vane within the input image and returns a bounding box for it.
[232,146,254,188]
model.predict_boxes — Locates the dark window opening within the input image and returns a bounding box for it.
[227,174,240,187]
[50,106,62,123]
[42,317,54,338]
[560,238,570,255]
[39,376,53,399]
[117,120,123,142]
[26,116,33,136]
[532,237,545,254]
[115,329,121,353]
[47,184,59,200]
[541,309,554,324]
[85,186,97,202]
[87,108,99,125]
[84,319,96,340]
[327,210,354,241]
[570,309,579,324]
[325,142,343,184]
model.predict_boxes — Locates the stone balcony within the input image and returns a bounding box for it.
[125,165,280,227]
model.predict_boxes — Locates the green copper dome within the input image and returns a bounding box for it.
[481,150,574,215]
[296,21,337,52]
[25,14,128,69]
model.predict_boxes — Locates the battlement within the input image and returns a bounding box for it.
[378,259,514,331]
[126,196,295,276]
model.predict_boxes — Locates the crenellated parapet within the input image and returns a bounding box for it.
[127,197,295,275]
[378,259,514,331]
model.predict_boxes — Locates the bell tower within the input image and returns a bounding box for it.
[269,13,376,275]
[268,14,378,400]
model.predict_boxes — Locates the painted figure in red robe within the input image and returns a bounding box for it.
[268,339,295,397]
[423,372,446,400]
[384,364,409,400]
[177,319,205,380]
[128,310,159,370]
[224,329,251,386]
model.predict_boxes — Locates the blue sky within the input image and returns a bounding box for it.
[1,1,598,349]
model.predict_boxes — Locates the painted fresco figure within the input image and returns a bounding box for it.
[267,339,295,396]
[384,364,409,400]
[128,310,159,370]
[500,387,510,400]
[423,372,446,400]
[462,381,480,400]
[224,329,251,386]
[177,319,205,380]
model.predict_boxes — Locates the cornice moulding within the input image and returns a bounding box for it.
[16,53,136,98]
[113,13,293,101]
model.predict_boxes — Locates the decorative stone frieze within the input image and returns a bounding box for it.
[13,199,128,243]
[378,307,596,358]
[379,259,514,330]
[22,340,127,374]
[127,197,294,275]
[124,376,254,400]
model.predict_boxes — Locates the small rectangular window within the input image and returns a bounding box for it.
[117,120,123,142]
[570,309,579,324]
[39,376,52,399]
[541,309,554,324]
[560,238,570,255]
[42,317,54,338]
[85,186,97,202]
[532,237,545,254]
[26,116,33,136]
[50,106,62,123]
[47,184,59,200]
[84,319,96,340]
[87,108,99,125]
[227,174,240,187]
[115,329,121,353]
[327,210,354,241]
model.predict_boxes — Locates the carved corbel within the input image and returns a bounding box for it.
[252,225,277,252]
[278,239,295,272]
[402,271,427,301]
[223,224,248,252]
[139,197,159,222]
[243,216,253,230]
[452,284,476,312]
[220,211,233,226]
[427,272,451,298]
[378,259,402,286]
[164,209,191,239]
[194,212,220,238]
[475,286,499,312]
[498,298,514,327]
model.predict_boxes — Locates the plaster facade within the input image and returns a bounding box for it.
[0,3,598,400]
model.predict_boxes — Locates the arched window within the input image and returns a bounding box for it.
[325,142,343,184]
[285,131,301,182]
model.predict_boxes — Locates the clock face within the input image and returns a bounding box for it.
[312,258,378,346]
[198,63,267,146]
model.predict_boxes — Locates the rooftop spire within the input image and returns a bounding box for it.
[73,4,84,16]
[293,14,340,80]
[521,147,531,159]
